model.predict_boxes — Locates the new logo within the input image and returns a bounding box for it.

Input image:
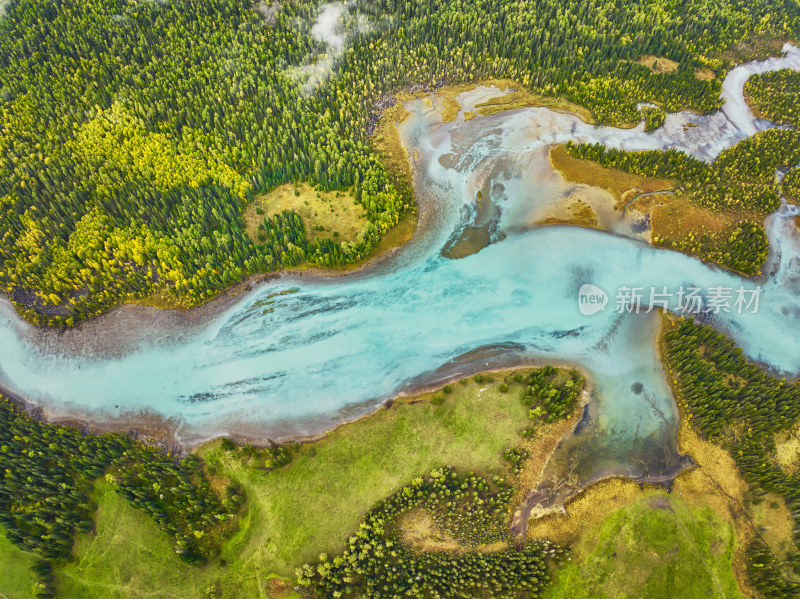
[578,284,608,316]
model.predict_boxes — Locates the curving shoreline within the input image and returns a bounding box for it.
[7,42,799,356]
[0,144,452,451]
[6,217,422,362]
[2,46,800,462]
[1,355,585,454]
[2,128,443,364]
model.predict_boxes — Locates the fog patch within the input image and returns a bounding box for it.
[288,1,373,95]
[312,3,347,51]
[254,0,279,25]
[0,0,10,19]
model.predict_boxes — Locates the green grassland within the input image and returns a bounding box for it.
[544,493,740,599]
[243,183,368,245]
[0,527,38,599]
[55,482,215,599]
[0,368,763,598]
[200,377,531,580]
[5,375,531,598]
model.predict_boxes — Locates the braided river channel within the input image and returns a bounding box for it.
[2,45,800,508]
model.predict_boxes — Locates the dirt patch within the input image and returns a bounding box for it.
[649,495,672,510]
[550,144,674,208]
[398,507,511,556]
[637,55,680,74]
[474,80,595,123]
[722,373,748,389]
[266,575,295,598]
[721,34,792,62]
[626,192,673,214]
[441,187,500,259]
[480,540,510,553]
[254,1,279,25]
[650,194,763,257]
[651,196,742,237]
[539,199,600,229]
[244,183,367,244]
[695,68,716,80]
[774,421,800,474]
[399,508,462,553]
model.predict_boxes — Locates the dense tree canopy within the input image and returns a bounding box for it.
[664,319,800,598]
[0,0,797,324]
[785,168,800,202]
[568,128,800,274]
[745,69,800,127]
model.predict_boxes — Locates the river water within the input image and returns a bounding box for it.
[1,45,800,502]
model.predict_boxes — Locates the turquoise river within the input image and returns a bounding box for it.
[1,45,800,507]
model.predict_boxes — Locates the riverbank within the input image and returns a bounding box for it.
[2,46,800,474]
[1,367,563,596]
[523,330,795,599]
[427,78,597,126]
[550,139,780,278]
[2,214,419,363]
[656,311,798,596]
[0,349,593,456]
[8,41,795,340]
[3,359,775,599]
[1,94,425,358]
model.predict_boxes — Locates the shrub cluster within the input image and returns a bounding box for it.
[0,397,238,564]
[297,467,566,598]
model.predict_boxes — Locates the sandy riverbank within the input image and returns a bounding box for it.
[0,117,457,449]
[6,179,429,364]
